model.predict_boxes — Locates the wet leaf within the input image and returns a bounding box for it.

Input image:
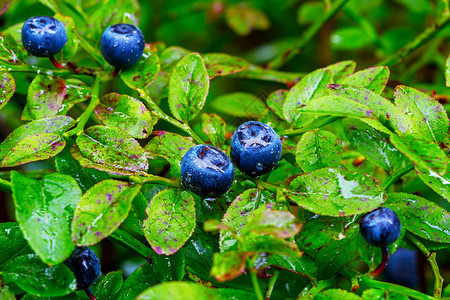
[326,60,356,83]
[0,116,72,160]
[58,79,91,115]
[390,134,447,176]
[137,281,222,299]
[342,66,390,94]
[95,93,157,139]
[145,71,169,99]
[117,263,158,300]
[210,251,249,282]
[446,54,450,87]
[0,33,23,63]
[388,193,450,243]
[415,166,450,202]
[144,131,195,177]
[121,51,160,91]
[267,254,317,279]
[242,234,302,257]
[152,250,186,281]
[11,171,81,265]
[288,168,386,216]
[299,95,376,119]
[72,179,141,246]
[200,113,226,147]
[0,222,31,267]
[203,53,250,79]
[24,75,66,120]
[296,130,343,172]
[343,119,404,171]
[160,46,190,71]
[225,3,270,36]
[54,14,78,60]
[168,53,209,122]
[210,92,266,118]
[143,189,196,255]
[0,71,14,110]
[316,289,361,300]
[2,254,76,297]
[297,217,345,251]
[283,68,333,125]
[266,89,288,120]
[74,125,148,176]
[394,85,448,143]
[90,270,123,299]
[1,133,66,167]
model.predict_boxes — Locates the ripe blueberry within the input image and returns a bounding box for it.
[21,16,68,57]
[230,121,282,177]
[100,23,145,68]
[181,145,235,198]
[384,248,419,288]
[359,207,401,247]
[64,247,101,290]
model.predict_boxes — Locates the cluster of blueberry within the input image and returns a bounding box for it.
[22,16,145,68]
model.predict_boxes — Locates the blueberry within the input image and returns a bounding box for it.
[360,207,401,247]
[383,248,419,288]
[230,121,282,177]
[21,16,68,57]
[64,247,101,290]
[181,145,235,198]
[100,23,145,68]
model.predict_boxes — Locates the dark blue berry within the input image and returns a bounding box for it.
[181,145,235,198]
[360,207,401,247]
[21,16,68,57]
[383,248,419,288]
[230,121,282,177]
[100,23,145,68]
[64,247,101,290]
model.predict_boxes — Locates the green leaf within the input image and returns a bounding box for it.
[121,51,160,91]
[37,0,59,13]
[296,130,343,172]
[0,276,15,300]
[0,116,72,161]
[58,79,91,115]
[299,95,376,119]
[72,180,141,246]
[415,166,450,202]
[394,85,449,143]
[316,289,361,300]
[0,0,14,16]
[388,193,450,243]
[242,234,302,257]
[446,54,450,87]
[210,92,266,118]
[210,251,249,282]
[168,53,210,122]
[288,168,386,216]
[95,93,157,139]
[0,222,31,267]
[0,71,14,110]
[297,217,345,251]
[266,89,288,120]
[267,254,317,279]
[1,133,66,167]
[24,75,66,120]
[143,189,196,255]
[390,134,447,176]
[137,281,223,300]
[0,33,23,63]
[283,68,333,125]
[225,3,270,36]
[342,66,390,94]
[326,60,356,83]
[331,27,373,51]
[200,113,226,147]
[74,125,148,176]
[144,131,195,177]
[117,263,158,300]
[90,271,123,300]
[220,189,273,251]
[152,250,186,281]
[203,53,250,79]
[11,171,81,265]
[54,14,79,60]
[160,46,190,71]
[343,119,404,171]
[2,254,76,297]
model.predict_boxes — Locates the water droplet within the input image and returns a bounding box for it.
[256,162,263,171]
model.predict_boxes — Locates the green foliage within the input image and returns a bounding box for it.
[0,1,449,299]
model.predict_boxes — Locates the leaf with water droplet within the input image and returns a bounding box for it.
[415,165,450,203]
[0,71,15,110]
[200,113,226,147]
[117,263,158,300]
[72,179,141,246]
[202,53,250,79]
[446,54,450,87]
[160,46,190,71]
[0,222,31,267]
[343,66,390,94]
[0,32,24,62]
[266,89,288,121]
[326,60,356,83]
[58,79,91,115]
[121,51,160,91]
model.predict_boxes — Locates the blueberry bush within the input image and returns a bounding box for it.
[0,0,449,299]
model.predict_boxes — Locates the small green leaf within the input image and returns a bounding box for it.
[11,171,81,265]
[160,46,190,71]
[0,222,31,267]
[72,180,141,246]
[58,79,91,115]
[210,251,249,282]
[200,113,226,147]
[267,255,317,279]
[243,234,302,257]
[299,95,376,119]
[0,33,23,63]
[296,130,343,172]
[54,14,78,60]
[288,168,386,216]
[143,189,196,255]
[121,51,160,91]
[203,53,250,79]
[168,53,209,122]
[144,131,195,177]
[388,193,450,242]
[225,3,270,36]
[1,133,66,167]
[415,166,450,202]
[90,271,123,300]
[37,0,59,13]
[326,60,356,83]
[390,134,447,176]
[342,66,390,94]
[117,263,158,300]
[283,68,333,125]
[297,217,345,250]
[95,93,157,139]
[316,289,361,300]
[0,276,15,299]
[331,27,372,50]
[394,85,449,143]
[152,250,186,281]
[210,92,266,118]
[74,125,148,176]
[266,89,288,120]
[2,254,76,297]
[446,54,450,87]
[0,116,72,160]
[0,0,14,16]
[137,281,222,300]
[0,71,14,110]
[24,75,66,120]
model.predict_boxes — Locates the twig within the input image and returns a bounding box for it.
[265,270,279,300]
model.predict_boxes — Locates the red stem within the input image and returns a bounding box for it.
[370,246,389,277]
[85,287,97,300]
[49,56,66,69]
[111,67,120,78]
